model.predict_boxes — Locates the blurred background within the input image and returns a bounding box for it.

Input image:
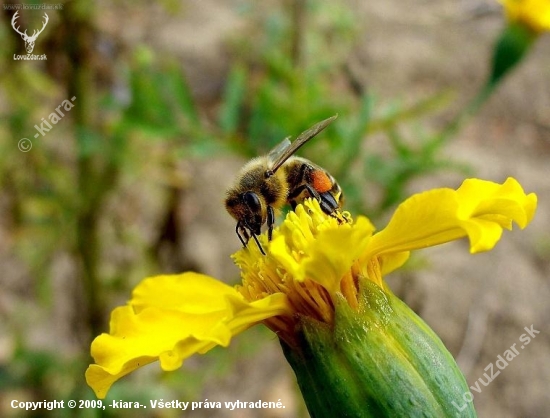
[0,0,549,417]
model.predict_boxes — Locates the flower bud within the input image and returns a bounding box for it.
[282,280,476,418]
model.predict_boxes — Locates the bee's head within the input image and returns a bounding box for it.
[225,190,265,236]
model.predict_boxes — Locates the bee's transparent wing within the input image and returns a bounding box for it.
[266,115,338,174]
[267,137,292,171]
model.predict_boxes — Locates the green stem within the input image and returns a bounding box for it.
[437,22,536,145]
[64,1,105,341]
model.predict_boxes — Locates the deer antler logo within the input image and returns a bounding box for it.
[11,11,49,54]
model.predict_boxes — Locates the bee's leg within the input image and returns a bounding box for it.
[251,233,266,256]
[288,183,338,215]
[288,183,324,210]
[237,222,266,255]
[236,222,249,247]
[301,184,340,215]
[318,190,340,215]
[267,205,275,241]
[288,183,320,201]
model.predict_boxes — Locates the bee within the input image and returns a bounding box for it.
[225,115,344,255]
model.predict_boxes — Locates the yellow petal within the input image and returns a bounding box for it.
[86,272,289,399]
[456,177,536,229]
[85,306,229,398]
[301,216,373,294]
[365,178,536,259]
[378,251,411,276]
[500,0,550,33]
[131,273,246,314]
[269,234,306,281]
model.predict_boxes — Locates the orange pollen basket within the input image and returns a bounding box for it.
[311,170,333,193]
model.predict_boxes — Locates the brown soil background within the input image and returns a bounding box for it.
[2,1,549,417]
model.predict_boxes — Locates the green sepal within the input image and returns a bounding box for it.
[489,22,536,87]
[281,280,477,418]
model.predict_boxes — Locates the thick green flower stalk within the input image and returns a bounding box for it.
[280,284,474,417]
[86,178,536,417]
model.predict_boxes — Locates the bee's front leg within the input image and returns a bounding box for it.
[236,221,249,247]
[267,205,275,241]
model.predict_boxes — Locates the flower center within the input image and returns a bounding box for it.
[233,199,378,343]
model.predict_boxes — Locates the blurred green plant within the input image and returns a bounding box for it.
[432,0,550,149]
[0,3,223,414]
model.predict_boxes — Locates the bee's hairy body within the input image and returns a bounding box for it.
[284,156,342,213]
[225,156,343,253]
[236,157,289,208]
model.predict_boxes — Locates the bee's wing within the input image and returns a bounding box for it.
[267,136,292,170]
[267,114,338,174]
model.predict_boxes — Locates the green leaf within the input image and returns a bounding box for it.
[219,64,247,136]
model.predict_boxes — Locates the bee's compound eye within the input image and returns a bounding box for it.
[243,192,262,212]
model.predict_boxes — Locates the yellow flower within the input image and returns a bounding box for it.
[86,177,536,401]
[499,0,550,33]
